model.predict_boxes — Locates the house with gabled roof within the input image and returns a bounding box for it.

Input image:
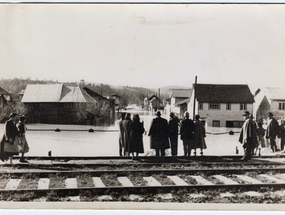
[147,94,161,112]
[169,89,191,116]
[22,84,109,124]
[254,87,285,121]
[187,84,255,127]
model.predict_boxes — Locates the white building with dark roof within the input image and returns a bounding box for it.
[170,89,191,116]
[187,84,255,127]
[254,87,285,121]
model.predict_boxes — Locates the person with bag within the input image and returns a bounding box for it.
[0,113,20,164]
[17,116,29,163]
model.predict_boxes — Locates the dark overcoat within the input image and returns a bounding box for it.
[266,118,279,139]
[0,119,19,161]
[118,119,125,149]
[169,117,179,137]
[194,120,207,149]
[129,121,145,153]
[148,117,170,150]
[1,119,18,143]
[180,118,195,140]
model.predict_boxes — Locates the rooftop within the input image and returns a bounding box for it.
[195,84,255,103]
[22,84,93,103]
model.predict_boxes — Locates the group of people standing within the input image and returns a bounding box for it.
[119,112,145,159]
[0,113,29,164]
[119,110,207,158]
[239,111,285,161]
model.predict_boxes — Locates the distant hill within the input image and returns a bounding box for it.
[0,78,191,106]
[0,78,156,107]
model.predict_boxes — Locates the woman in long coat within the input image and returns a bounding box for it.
[148,111,170,157]
[118,113,126,156]
[17,116,29,162]
[122,113,132,156]
[0,113,20,164]
[129,114,145,159]
[194,114,207,156]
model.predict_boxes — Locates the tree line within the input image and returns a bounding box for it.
[0,78,162,108]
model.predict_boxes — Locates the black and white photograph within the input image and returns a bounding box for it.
[0,2,285,211]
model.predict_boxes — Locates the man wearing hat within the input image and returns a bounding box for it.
[266,112,279,152]
[148,111,170,157]
[239,111,256,161]
[168,112,180,157]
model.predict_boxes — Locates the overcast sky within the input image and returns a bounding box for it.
[1,3,285,90]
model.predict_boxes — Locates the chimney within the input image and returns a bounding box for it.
[80,79,85,85]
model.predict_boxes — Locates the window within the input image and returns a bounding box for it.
[240,103,247,110]
[279,103,285,110]
[209,103,220,110]
[64,103,75,108]
[212,120,220,127]
[226,103,231,110]
[199,103,203,110]
[33,104,39,110]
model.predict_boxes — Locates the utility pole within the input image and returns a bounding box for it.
[193,76,197,119]
[158,88,160,110]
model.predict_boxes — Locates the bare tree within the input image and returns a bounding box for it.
[0,99,29,121]
[75,99,110,124]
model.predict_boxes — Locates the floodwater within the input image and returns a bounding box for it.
[0,111,276,157]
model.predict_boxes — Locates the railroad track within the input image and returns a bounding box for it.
[1,167,285,201]
[1,155,285,202]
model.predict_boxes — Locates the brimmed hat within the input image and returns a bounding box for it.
[156,111,161,116]
[19,115,26,121]
[268,112,273,117]
[9,113,17,118]
[170,112,175,117]
[242,111,250,116]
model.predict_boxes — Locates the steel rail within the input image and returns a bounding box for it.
[1,183,284,195]
[12,155,285,160]
[1,167,285,177]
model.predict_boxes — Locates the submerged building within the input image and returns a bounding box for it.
[22,84,113,124]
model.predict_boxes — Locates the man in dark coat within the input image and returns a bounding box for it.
[168,112,180,157]
[180,112,195,156]
[266,112,279,152]
[118,113,126,156]
[239,111,256,161]
[148,111,170,157]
